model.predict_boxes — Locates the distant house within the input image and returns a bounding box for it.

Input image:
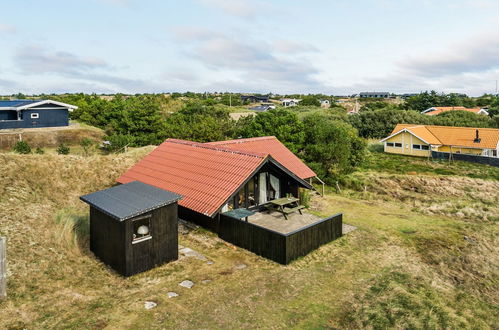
[0,99,77,130]
[421,106,489,116]
[320,99,330,108]
[381,124,499,158]
[249,104,275,112]
[281,98,301,107]
[359,92,390,98]
[240,95,270,103]
[401,93,419,99]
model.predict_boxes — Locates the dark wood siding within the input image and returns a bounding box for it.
[219,214,287,263]
[219,213,343,264]
[179,206,219,232]
[125,203,178,276]
[90,207,126,275]
[285,214,343,263]
[89,203,178,277]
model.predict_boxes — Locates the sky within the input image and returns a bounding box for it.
[1,0,499,96]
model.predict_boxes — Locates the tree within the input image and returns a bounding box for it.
[302,113,366,182]
[348,109,429,139]
[236,109,305,153]
[299,96,321,107]
[164,102,235,142]
[432,111,495,128]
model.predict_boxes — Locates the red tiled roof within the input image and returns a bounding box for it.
[116,139,266,217]
[206,136,316,179]
[424,107,484,116]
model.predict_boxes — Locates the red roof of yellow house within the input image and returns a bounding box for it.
[386,124,499,149]
[424,107,483,116]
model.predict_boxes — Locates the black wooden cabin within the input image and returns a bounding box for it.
[80,181,182,277]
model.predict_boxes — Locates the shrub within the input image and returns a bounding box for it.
[12,141,31,154]
[35,147,45,154]
[79,138,94,156]
[57,144,70,155]
[101,134,134,153]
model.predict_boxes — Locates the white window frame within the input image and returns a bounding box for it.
[30,113,39,119]
[131,214,152,244]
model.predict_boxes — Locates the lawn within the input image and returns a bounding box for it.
[0,148,497,329]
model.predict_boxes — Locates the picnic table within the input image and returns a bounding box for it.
[269,197,305,220]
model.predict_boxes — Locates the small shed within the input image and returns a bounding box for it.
[80,181,182,277]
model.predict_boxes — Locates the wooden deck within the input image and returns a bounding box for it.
[247,210,322,234]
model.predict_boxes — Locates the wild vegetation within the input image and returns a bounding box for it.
[0,146,497,329]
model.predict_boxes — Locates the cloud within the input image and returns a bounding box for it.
[0,23,17,34]
[197,0,271,19]
[12,45,165,93]
[15,46,108,75]
[401,35,499,77]
[169,27,325,92]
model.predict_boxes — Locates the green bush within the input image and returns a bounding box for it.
[57,144,70,155]
[79,138,94,156]
[35,147,45,154]
[12,141,31,154]
[101,134,134,153]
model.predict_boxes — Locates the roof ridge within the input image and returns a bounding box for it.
[423,125,498,131]
[407,125,442,144]
[207,136,277,145]
[165,139,267,158]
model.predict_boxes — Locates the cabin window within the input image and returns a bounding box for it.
[412,144,421,150]
[421,145,429,150]
[386,142,394,147]
[237,189,246,209]
[30,113,39,119]
[132,215,152,244]
[394,143,402,148]
[247,177,256,207]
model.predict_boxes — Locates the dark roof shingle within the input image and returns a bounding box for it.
[80,181,182,221]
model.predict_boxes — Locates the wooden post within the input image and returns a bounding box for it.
[0,237,6,299]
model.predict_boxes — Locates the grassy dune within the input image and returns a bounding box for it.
[0,148,497,329]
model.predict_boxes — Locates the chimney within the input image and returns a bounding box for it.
[474,129,481,143]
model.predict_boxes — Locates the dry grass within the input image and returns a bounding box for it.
[0,125,104,149]
[0,148,498,329]
[349,173,499,222]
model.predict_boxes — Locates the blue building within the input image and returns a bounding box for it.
[0,99,77,130]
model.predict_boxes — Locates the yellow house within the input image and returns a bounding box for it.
[381,124,499,158]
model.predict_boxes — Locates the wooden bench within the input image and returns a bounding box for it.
[283,205,305,215]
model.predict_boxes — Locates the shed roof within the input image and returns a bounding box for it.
[206,136,316,179]
[80,181,182,221]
